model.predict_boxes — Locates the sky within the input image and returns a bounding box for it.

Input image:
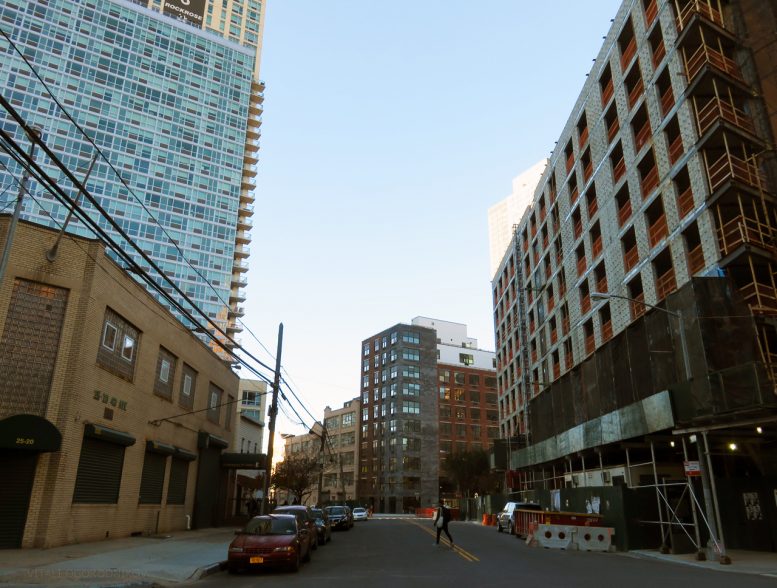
[241,0,623,442]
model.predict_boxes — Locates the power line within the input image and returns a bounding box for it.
[0,27,280,367]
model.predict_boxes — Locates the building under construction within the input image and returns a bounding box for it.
[492,0,777,554]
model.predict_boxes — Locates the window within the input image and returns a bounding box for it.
[468,375,480,386]
[97,308,140,381]
[459,353,474,366]
[207,384,222,424]
[403,382,420,396]
[179,364,197,409]
[363,343,370,356]
[403,349,420,361]
[402,365,420,379]
[154,347,177,400]
[342,412,354,427]
[439,386,450,400]
[403,401,420,414]
[102,321,117,350]
[454,372,465,385]
[402,331,420,344]
[439,370,450,383]
[390,366,398,379]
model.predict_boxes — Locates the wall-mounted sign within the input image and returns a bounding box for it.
[683,460,701,477]
[93,390,127,411]
[162,0,206,27]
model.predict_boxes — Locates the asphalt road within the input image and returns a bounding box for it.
[190,517,776,588]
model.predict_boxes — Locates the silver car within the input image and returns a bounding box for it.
[496,501,541,534]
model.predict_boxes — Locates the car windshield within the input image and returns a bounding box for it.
[326,507,345,515]
[244,517,296,535]
[353,508,365,513]
[311,509,324,519]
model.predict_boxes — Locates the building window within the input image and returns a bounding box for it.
[402,331,420,344]
[459,353,474,366]
[403,383,420,396]
[390,331,398,344]
[402,365,420,379]
[207,384,222,424]
[179,364,197,409]
[363,343,370,356]
[403,401,420,414]
[439,370,450,383]
[403,349,420,361]
[390,366,398,379]
[154,347,177,400]
[439,386,450,399]
[97,308,140,382]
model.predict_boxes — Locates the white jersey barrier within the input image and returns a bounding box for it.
[575,527,614,551]
[534,524,576,550]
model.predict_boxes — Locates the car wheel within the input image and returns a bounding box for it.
[508,521,514,535]
[497,521,502,532]
[227,565,239,575]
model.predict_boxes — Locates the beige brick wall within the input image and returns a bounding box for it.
[0,218,238,547]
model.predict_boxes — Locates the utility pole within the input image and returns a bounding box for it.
[261,323,283,514]
[0,124,42,285]
[316,424,327,506]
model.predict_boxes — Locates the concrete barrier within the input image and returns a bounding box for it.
[534,524,576,550]
[575,526,614,551]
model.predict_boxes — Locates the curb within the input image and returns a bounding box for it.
[189,560,227,581]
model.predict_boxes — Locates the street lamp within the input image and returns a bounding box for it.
[590,291,691,382]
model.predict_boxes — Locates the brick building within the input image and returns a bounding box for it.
[492,0,777,552]
[0,217,240,548]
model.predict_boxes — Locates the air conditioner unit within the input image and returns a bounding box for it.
[601,471,611,484]
[572,474,581,487]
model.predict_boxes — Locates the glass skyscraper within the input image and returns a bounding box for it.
[0,0,264,346]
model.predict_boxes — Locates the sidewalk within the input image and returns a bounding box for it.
[626,548,777,578]
[0,527,235,588]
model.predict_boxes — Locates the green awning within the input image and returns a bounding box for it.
[146,440,176,455]
[197,431,229,449]
[174,446,197,461]
[0,414,61,452]
[85,423,136,447]
[220,452,267,469]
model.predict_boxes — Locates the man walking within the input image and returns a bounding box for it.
[433,499,454,548]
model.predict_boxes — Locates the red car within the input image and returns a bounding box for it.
[228,514,311,573]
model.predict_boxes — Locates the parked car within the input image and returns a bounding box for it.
[324,505,353,530]
[496,501,542,535]
[272,505,318,553]
[352,507,368,521]
[227,514,310,573]
[310,508,332,544]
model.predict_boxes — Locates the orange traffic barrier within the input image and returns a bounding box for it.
[482,513,490,526]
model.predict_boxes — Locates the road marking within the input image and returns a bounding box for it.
[407,520,479,562]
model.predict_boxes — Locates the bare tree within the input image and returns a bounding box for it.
[271,454,319,505]
[444,448,496,498]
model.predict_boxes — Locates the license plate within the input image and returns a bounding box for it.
[249,556,264,564]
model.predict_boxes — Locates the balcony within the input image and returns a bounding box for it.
[579,127,589,148]
[570,185,580,204]
[668,135,684,166]
[687,243,705,274]
[581,293,592,314]
[648,214,669,247]
[618,200,633,227]
[583,160,593,182]
[613,158,626,183]
[630,293,646,319]
[706,151,765,193]
[550,327,558,344]
[596,275,608,294]
[235,245,250,258]
[562,316,570,335]
[645,0,658,26]
[634,122,651,152]
[655,267,677,300]
[585,332,596,356]
[553,362,561,379]
[685,43,744,83]
[652,39,666,69]
[237,216,253,231]
[607,118,620,143]
[660,86,675,118]
[641,166,659,198]
[566,153,575,174]
[677,187,694,218]
[676,0,725,31]
[624,245,639,272]
[621,38,638,71]
[587,197,599,218]
[592,235,603,259]
[229,305,245,318]
[574,218,583,240]
[717,214,777,256]
[233,259,249,273]
[577,256,587,277]
[601,79,615,107]
[601,320,613,342]
[739,280,777,315]
[230,289,247,303]
[231,275,248,288]
[695,96,756,137]
[564,350,574,370]
[628,78,645,109]
[235,231,251,244]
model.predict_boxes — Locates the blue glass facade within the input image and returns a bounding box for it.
[0,0,255,327]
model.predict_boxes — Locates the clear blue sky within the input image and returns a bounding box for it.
[242,1,622,438]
